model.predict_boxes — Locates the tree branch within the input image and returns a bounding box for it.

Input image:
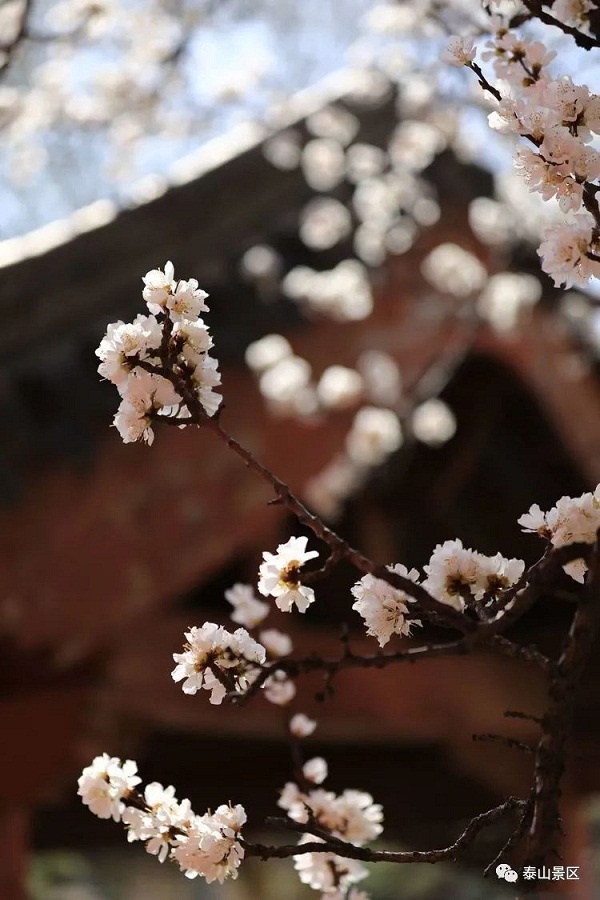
[244,797,526,864]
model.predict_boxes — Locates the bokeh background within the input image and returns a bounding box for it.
[2,0,600,897]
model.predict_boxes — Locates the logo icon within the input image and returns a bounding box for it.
[496,863,519,882]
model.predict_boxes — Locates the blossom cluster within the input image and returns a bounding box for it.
[96,261,221,445]
[279,760,383,895]
[422,540,525,612]
[351,543,524,642]
[443,19,600,289]
[171,622,266,704]
[351,564,421,647]
[519,485,600,581]
[78,756,246,883]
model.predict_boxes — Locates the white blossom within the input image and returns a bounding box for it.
[519,488,600,581]
[351,565,421,647]
[280,780,383,846]
[98,264,221,442]
[171,623,266,704]
[190,353,222,418]
[478,273,541,332]
[167,278,209,323]
[113,370,179,445]
[411,399,457,446]
[142,261,208,321]
[334,790,384,845]
[259,628,293,657]
[294,839,369,894]
[142,261,175,314]
[421,243,487,297]
[553,0,594,28]
[423,540,523,609]
[518,503,550,537]
[290,713,317,738]
[317,366,363,411]
[122,782,193,863]
[96,315,162,386]
[441,36,476,67]
[299,198,352,250]
[245,334,292,374]
[478,553,525,599]
[258,536,319,613]
[283,261,373,322]
[301,138,346,192]
[303,757,328,785]
[78,754,141,821]
[171,804,246,883]
[173,319,212,355]
[225,583,269,629]
[306,106,359,146]
[538,216,600,288]
[259,355,314,418]
[346,407,403,466]
[263,671,297,705]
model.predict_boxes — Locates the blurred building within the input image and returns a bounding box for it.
[1,74,600,899]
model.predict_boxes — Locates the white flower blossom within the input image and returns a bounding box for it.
[280,778,383,847]
[98,264,221,442]
[142,261,208,321]
[142,261,175,314]
[538,215,600,288]
[263,671,297,705]
[553,0,593,26]
[258,536,319,613]
[171,622,266,704]
[122,782,194,863]
[441,35,476,67]
[259,628,293,657]
[190,353,222,418]
[334,790,384,845]
[346,407,403,466]
[519,488,600,581]
[96,315,162,386]
[113,370,179,446]
[317,366,363,411]
[78,754,141,821]
[171,804,246,883]
[80,756,246,884]
[478,553,525,599]
[294,837,369,894]
[225,583,269,629]
[167,278,209,322]
[290,713,317,738]
[423,540,523,609]
[294,840,369,894]
[303,757,328,785]
[518,503,550,536]
[421,243,487,297]
[351,564,421,647]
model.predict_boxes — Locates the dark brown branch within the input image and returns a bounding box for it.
[505,710,544,726]
[244,797,526,864]
[467,62,502,101]
[525,538,600,866]
[138,355,474,636]
[233,631,550,706]
[484,793,534,877]
[520,0,599,50]
[473,733,534,754]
